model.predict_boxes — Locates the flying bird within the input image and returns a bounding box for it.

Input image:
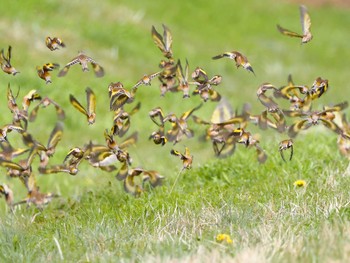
[36,63,59,84]
[45,37,66,51]
[171,147,193,170]
[279,139,294,162]
[58,51,104,77]
[151,24,173,59]
[0,46,19,75]
[212,51,255,75]
[277,5,313,44]
[69,87,96,125]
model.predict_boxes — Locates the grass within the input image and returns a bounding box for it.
[1,0,350,262]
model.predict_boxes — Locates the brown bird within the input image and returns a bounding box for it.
[151,24,173,59]
[212,51,255,75]
[14,187,59,209]
[0,124,24,142]
[309,77,329,99]
[58,51,104,77]
[45,36,66,51]
[171,147,193,170]
[257,83,281,112]
[36,63,59,84]
[124,168,164,196]
[109,82,134,111]
[0,184,14,208]
[279,139,294,162]
[111,102,141,137]
[164,104,202,144]
[131,72,161,94]
[0,46,19,75]
[232,128,267,163]
[69,87,96,125]
[277,5,313,44]
[29,97,66,122]
[176,59,190,98]
[286,102,349,138]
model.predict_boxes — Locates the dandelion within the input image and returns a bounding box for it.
[293,179,306,187]
[216,234,233,244]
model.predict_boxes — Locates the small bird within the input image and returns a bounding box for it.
[309,77,329,99]
[0,140,29,161]
[14,187,59,209]
[164,104,202,144]
[45,36,66,51]
[0,184,14,208]
[170,147,193,170]
[0,46,19,75]
[69,87,96,125]
[277,5,313,44]
[45,122,64,157]
[149,107,168,146]
[111,102,141,137]
[287,102,349,138]
[151,24,173,59]
[257,83,281,112]
[176,59,190,98]
[29,97,66,122]
[58,51,104,77]
[131,72,161,94]
[109,82,134,111]
[232,128,267,163]
[0,124,24,142]
[212,51,255,75]
[36,63,59,84]
[279,139,294,162]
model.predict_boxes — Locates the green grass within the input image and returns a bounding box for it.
[1,0,350,262]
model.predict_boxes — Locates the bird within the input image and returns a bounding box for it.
[164,104,202,144]
[170,147,193,170]
[256,83,281,112]
[212,51,255,74]
[279,139,294,162]
[131,72,161,94]
[45,122,64,157]
[149,107,168,146]
[45,37,66,51]
[151,24,173,59]
[309,77,329,99]
[58,51,104,77]
[123,168,164,196]
[0,46,19,75]
[277,5,313,44]
[0,184,14,208]
[286,102,349,138]
[175,59,190,98]
[14,187,59,209]
[36,63,59,84]
[69,87,96,125]
[108,82,134,111]
[111,102,141,137]
[232,128,267,163]
[0,124,24,142]
[29,97,66,122]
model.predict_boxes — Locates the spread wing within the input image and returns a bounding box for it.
[300,5,311,36]
[277,24,303,38]
[69,94,88,117]
[86,87,96,117]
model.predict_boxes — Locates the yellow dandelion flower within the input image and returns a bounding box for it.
[293,179,306,187]
[216,234,233,244]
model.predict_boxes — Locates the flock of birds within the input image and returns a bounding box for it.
[1,5,349,211]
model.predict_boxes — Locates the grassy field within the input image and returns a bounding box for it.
[1,0,350,262]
